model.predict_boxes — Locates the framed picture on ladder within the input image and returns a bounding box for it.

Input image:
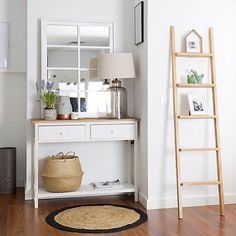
[188,93,208,115]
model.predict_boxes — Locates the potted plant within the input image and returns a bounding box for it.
[187,69,204,84]
[36,80,58,120]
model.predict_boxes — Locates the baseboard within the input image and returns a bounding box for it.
[17,179,33,200]
[16,179,24,187]
[23,188,236,208]
[143,194,236,210]
[25,189,33,200]
[138,192,148,208]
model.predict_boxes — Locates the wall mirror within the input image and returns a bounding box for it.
[41,20,114,117]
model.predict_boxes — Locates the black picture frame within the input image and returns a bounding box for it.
[134,1,144,45]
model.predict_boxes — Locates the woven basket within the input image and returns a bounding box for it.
[41,152,84,193]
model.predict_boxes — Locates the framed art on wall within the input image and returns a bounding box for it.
[134,1,144,45]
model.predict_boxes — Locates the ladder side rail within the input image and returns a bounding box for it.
[209,27,225,216]
[170,26,183,219]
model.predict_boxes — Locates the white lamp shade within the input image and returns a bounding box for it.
[98,53,136,79]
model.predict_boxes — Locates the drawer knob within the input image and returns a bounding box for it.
[110,130,114,134]
[59,132,62,135]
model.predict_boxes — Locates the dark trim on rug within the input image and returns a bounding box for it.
[46,203,148,234]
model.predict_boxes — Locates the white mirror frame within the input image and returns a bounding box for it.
[41,18,114,118]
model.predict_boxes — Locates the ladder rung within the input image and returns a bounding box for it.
[180,181,221,186]
[178,115,217,119]
[175,52,213,58]
[179,148,219,152]
[176,83,215,88]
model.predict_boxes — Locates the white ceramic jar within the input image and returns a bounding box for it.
[57,96,72,120]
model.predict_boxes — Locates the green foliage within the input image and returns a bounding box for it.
[36,80,58,109]
[40,91,58,109]
[187,69,204,84]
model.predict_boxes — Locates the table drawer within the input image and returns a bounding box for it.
[38,125,86,142]
[90,124,135,140]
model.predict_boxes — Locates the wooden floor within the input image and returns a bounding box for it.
[1,189,236,236]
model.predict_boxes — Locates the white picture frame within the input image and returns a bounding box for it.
[188,93,208,115]
[185,29,203,53]
[0,22,9,69]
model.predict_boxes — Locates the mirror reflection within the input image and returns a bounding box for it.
[80,26,110,47]
[44,23,113,115]
[47,25,78,45]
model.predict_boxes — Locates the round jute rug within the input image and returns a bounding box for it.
[46,204,148,233]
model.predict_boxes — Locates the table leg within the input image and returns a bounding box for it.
[134,125,138,202]
[33,130,39,208]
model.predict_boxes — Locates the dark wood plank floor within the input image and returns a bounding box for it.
[1,188,236,236]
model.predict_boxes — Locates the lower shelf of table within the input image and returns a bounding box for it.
[38,183,135,200]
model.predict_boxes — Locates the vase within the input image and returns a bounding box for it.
[57,96,72,120]
[107,79,128,119]
[44,108,57,120]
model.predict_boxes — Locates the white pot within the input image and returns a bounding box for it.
[44,109,57,120]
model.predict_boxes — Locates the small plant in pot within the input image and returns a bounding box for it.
[187,69,204,84]
[36,80,58,120]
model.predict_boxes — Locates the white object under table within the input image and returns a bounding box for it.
[32,118,139,208]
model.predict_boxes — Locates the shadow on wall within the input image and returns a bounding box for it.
[0,73,27,186]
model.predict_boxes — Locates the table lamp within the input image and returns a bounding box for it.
[98,53,135,119]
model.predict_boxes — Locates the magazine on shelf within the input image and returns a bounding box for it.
[91,179,124,190]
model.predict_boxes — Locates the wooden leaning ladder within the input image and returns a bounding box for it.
[170,26,224,219]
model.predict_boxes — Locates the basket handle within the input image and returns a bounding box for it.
[51,151,76,159]
[65,151,75,157]
[51,152,64,159]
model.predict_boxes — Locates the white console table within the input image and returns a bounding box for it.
[32,118,139,208]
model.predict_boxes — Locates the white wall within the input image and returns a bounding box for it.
[133,0,149,207]
[26,0,236,209]
[144,0,236,208]
[7,0,236,210]
[0,73,26,186]
[26,0,134,197]
[0,0,26,186]
[0,0,26,72]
